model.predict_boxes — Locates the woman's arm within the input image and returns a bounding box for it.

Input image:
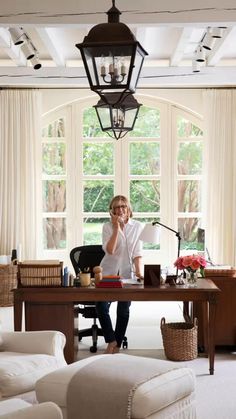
[133,256,143,278]
[105,213,123,254]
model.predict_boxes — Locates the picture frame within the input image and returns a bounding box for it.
[144,264,161,286]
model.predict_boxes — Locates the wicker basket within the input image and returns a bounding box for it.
[0,264,18,306]
[161,317,198,361]
[18,261,63,287]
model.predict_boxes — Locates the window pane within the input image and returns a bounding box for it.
[43,180,66,212]
[42,143,66,175]
[83,108,104,137]
[177,116,203,138]
[130,180,160,212]
[130,106,160,138]
[42,118,65,138]
[130,142,160,175]
[83,218,109,245]
[43,218,66,249]
[178,180,201,212]
[178,218,203,250]
[83,180,114,212]
[178,142,202,175]
[83,143,114,175]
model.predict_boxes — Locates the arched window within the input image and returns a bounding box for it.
[41,97,203,268]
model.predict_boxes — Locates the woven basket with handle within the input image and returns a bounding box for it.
[161,317,198,361]
[0,264,18,307]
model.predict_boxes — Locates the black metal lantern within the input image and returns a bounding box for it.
[76,1,148,102]
[94,93,142,140]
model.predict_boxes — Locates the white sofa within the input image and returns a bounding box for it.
[0,399,62,419]
[36,354,196,419]
[0,331,66,402]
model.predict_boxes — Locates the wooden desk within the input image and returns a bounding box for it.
[13,278,220,375]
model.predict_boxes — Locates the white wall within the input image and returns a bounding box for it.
[42,88,203,117]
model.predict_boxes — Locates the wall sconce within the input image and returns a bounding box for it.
[94,93,142,140]
[76,0,148,103]
[8,27,27,45]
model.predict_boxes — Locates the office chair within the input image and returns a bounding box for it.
[70,245,105,353]
[70,244,128,353]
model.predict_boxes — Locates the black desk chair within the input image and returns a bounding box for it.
[70,245,105,353]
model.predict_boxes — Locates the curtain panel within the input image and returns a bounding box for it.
[203,89,236,266]
[0,89,42,259]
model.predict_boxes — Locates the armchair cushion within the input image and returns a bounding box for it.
[0,399,63,419]
[0,331,66,399]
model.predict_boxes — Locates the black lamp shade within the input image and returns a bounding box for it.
[76,2,148,100]
[94,93,142,140]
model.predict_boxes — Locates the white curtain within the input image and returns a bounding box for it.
[203,89,236,265]
[0,89,42,259]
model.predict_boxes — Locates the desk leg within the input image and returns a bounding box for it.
[208,294,218,375]
[14,299,23,331]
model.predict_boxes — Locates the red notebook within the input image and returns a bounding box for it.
[96,281,123,288]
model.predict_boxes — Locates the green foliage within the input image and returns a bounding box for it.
[83,180,114,212]
[178,142,202,175]
[83,143,114,175]
[130,142,160,175]
[130,180,160,212]
[83,108,104,137]
[130,106,160,137]
[42,143,66,175]
[177,116,203,138]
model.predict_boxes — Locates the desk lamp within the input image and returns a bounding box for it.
[140,221,182,277]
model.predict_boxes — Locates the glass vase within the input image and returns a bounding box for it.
[187,271,198,286]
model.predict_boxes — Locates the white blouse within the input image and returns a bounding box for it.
[100,218,143,277]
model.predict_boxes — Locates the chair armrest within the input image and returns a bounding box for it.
[1,331,66,359]
[0,402,63,419]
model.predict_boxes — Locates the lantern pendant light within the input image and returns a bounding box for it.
[94,93,142,140]
[76,0,148,103]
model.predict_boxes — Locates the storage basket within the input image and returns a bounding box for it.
[18,261,63,287]
[0,264,18,306]
[160,317,198,361]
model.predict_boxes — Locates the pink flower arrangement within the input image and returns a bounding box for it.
[174,254,207,277]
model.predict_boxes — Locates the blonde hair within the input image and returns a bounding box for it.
[109,195,133,218]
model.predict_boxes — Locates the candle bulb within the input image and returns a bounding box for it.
[109,63,114,74]
[101,65,106,76]
[121,64,126,76]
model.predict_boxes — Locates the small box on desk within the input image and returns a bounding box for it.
[18,260,63,287]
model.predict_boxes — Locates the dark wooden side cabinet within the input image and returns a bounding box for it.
[193,276,236,347]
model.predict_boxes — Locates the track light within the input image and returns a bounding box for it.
[211,27,225,38]
[195,45,205,62]
[30,54,42,70]
[21,42,35,60]
[192,60,200,73]
[8,27,27,45]
[202,30,215,50]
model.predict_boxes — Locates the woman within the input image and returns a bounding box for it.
[96,195,143,354]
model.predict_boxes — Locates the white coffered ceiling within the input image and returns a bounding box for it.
[1,0,236,87]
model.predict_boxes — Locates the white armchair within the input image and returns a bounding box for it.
[0,399,62,419]
[0,331,67,402]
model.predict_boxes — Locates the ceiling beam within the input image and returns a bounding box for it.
[36,27,65,67]
[170,27,193,66]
